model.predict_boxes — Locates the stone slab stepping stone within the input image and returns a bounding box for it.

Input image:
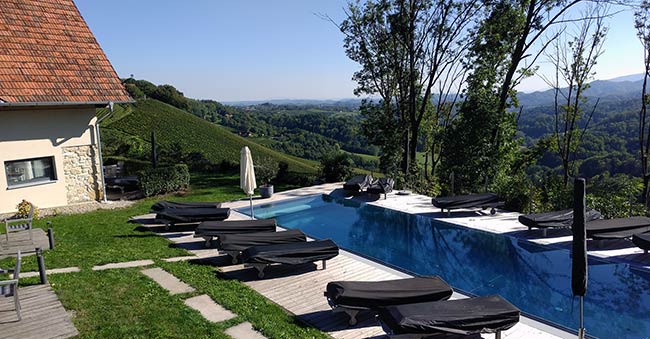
[141,267,195,294]
[184,294,236,323]
[20,266,80,278]
[162,255,197,262]
[92,259,154,271]
[225,322,267,339]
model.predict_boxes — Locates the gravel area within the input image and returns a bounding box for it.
[0,200,134,220]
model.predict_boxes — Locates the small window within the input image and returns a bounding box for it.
[5,156,56,187]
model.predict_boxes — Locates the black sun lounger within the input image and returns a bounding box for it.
[241,239,339,278]
[155,207,231,229]
[632,233,650,253]
[151,201,222,211]
[432,193,504,216]
[217,229,307,264]
[194,219,277,247]
[518,208,602,237]
[367,178,395,199]
[343,174,373,192]
[324,276,453,325]
[586,216,650,240]
[377,295,520,339]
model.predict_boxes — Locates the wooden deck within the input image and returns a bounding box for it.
[219,252,406,339]
[1,229,50,257]
[0,284,78,339]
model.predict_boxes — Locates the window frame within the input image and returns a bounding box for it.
[4,156,58,190]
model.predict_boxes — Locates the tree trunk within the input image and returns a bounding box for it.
[563,158,569,187]
[424,151,429,180]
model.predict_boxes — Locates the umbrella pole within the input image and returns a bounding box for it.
[578,296,585,339]
[249,195,254,219]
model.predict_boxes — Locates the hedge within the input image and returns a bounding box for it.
[138,164,190,197]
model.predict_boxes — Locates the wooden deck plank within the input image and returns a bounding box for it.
[0,229,50,257]
[0,284,78,339]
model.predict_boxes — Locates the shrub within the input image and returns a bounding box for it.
[282,172,316,187]
[587,174,644,218]
[138,164,190,197]
[15,199,38,219]
[320,152,353,183]
[255,158,280,186]
[276,161,290,182]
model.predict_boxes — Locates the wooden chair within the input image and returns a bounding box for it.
[0,251,22,320]
[4,204,34,242]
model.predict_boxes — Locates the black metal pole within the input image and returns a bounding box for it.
[573,178,587,339]
[36,247,47,284]
[47,227,55,249]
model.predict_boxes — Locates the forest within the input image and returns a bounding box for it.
[116,1,650,218]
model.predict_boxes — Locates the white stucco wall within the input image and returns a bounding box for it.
[0,106,101,213]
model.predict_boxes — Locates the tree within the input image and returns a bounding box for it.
[441,1,527,192]
[635,0,650,205]
[320,152,354,182]
[338,0,480,175]
[150,84,190,110]
[543,4,608,186]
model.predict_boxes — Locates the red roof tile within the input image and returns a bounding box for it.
[0,0,132,104]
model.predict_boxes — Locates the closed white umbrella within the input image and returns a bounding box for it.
[240,146,257,219]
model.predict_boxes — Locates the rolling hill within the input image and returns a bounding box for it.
[102,99,318,174]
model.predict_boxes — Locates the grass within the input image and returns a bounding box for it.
[49,268,233,339]
[104,99,318,173]
[3,171,329,338]
[159,260,328,339]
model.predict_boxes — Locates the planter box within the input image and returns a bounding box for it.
[260,185,274,198]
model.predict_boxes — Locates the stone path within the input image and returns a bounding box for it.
[226,322,267,339]
[138,265,267,339]
[141,267,196,295]
[92,259,154,271]
[20,266,80,278]
[184,294,235,323]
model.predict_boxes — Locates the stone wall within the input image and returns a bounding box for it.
[62,145,103,203]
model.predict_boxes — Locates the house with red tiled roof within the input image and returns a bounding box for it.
[0,0,132,213]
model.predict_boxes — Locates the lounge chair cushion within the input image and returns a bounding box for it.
[586,216,650,238]
[432,193,503,210]
[241,239,339,265]
[632,232,650,251]
[151,201,222,211]
[217,229,307,251]
[325,276,452,309]
[367,178,395,195]
[195,219,276,236]
[518,208,602,229]
[343,174,372,191]
[377,295,520,335]
[155,207,230,223]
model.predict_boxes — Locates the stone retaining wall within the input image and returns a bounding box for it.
[62,145,103,203]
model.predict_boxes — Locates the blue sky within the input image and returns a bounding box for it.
[76,1,644,102]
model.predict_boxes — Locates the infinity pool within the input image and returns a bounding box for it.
[240,194,650,339]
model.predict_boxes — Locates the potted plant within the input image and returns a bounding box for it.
[256,159,279,198]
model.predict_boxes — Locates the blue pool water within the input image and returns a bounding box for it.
[241,195,650,339]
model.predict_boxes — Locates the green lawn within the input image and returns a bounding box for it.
[4,172,329,339]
